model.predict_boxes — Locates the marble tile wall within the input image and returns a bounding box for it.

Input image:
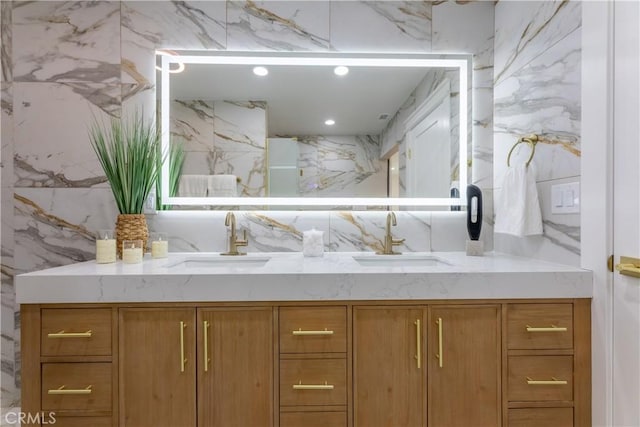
[0,1,504,407]
[493,0,581,266]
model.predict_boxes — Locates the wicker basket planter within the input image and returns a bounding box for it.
[115,214,149,258]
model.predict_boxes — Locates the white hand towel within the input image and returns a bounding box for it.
[495,163,543,237]
[208,174,238,197]
[177,175,209,197]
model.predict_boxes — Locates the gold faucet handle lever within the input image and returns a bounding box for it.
[392,238,405,246]
[236,229,249,246]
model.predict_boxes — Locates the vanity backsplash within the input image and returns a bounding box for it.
[147,210,488,254]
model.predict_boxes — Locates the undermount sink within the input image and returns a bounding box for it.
[352,254,450,267]
[168,255,271,269]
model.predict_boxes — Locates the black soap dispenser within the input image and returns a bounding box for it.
[466,185,484,255]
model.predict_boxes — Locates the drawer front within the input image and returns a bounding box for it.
[52,417,112,427]
[280,307,347,353]
[42,363,112,411]
[509,408,573,427]
[41,308,112,356]
[508,356,573,402]
[507,304,573,350]
[280,411,346,427]
[280,359,347,406]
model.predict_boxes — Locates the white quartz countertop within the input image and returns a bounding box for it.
[16,252,592,303]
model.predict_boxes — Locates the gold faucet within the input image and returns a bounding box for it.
[221,212,248,256]
[377,212,405,255]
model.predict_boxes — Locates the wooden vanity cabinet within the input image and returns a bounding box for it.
[21,299,590,427]
[119,306,273,427]
[353,305,500,427]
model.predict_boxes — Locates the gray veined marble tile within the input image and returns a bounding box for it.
[494,0,581,86]
[1,83,14,189]
[13,1,120,83]
[13,82,121,188]
[330,1,432,52]
[213,101,267,153]
[171,100,215,153]
[13,188,119,274]
[1,1,12,83]
[227,1,330,51]
[121,1,226,86]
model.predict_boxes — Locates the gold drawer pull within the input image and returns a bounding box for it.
[526,325,567,332]
[47,385,92,395]
[526,377,568,385]
[292,328,334,336]
[47,330,92,339]
[292,381,334,390]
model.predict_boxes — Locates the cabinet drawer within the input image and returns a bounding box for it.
[41,363,112,411]
[41,308,112,356]
[507,304,573,350]
[508,356,573,402]
[280,307,347,353]
[280,359,347,406]
[52,417,112,427]
[280,411,346,427]
[509,408,573,427]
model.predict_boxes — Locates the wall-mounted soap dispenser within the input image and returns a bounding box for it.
[466,184,484,256]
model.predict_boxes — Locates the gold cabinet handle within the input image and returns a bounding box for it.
[526,377,568,385]
[526,325,568,332]
[292,328,334,336]
[292,381,334,390]
[47,330,92,339]
[203,320,210,373]
[180,321,187,373]
[615,257,640,278]
[435,317,443,368]
[414,319,421,369]
[47,385,92,395]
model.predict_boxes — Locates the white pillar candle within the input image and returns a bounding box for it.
[151,240,169,259]
[122,240,143,264]
[96,239,116,264]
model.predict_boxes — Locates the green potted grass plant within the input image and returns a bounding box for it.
[89,112,163,258]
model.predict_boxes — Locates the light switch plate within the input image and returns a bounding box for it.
[551,182,580,214]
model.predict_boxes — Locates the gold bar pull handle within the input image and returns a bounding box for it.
[47,330,92,339]
[526,377,568,385]
[292,328,334,336]
[180,321,187,373]
[414,319,421,369]
[615,256,640,278]
[203,320,210,373]
[526,325,568,332]
[292,381,334,390]
[435,317,443,368]
[47,385,92,395]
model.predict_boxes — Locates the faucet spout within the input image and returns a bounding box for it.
[222,212,247,256]
[377,211,404,255]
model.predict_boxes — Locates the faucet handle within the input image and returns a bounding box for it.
[236,229,249,247]
[392,237,405,247]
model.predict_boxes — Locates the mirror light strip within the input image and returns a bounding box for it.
[160,52,471,208]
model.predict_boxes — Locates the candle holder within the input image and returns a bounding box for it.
[122,240,143,264]
[95,229,116,264]
[150,232,169,259]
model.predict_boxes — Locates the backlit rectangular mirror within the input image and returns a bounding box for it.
[158,51,471,209]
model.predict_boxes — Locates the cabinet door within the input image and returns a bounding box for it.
[428,305,500,427]
[119,308,196,427]
[353,306,426,427]
[198,308,273,427]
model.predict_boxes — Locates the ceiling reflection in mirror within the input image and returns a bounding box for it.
[158,52,470,209]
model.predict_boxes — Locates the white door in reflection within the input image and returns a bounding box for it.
[268,138,300,196]
[406,93,451,201]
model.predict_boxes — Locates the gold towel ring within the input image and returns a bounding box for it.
[507,134,539,167]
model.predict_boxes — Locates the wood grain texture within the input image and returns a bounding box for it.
[280,358,347,406]
[508,355,573,402]
[20,305,42,427]
[41,308,112,356]
[353,306,426,427]
[51,416,112,427]
[508,407,573,426]
[119,308,196,427]
[428,305,501,427]
[280,411,347,427]
[280,306,347,354]
[198,307,273,427]
[573,299,592,427]
[41,363,112,411]
[507,304,573,350]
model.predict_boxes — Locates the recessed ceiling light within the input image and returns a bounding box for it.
[334,66,349,76]
[253,66,269,76]
[324,119,335,126]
